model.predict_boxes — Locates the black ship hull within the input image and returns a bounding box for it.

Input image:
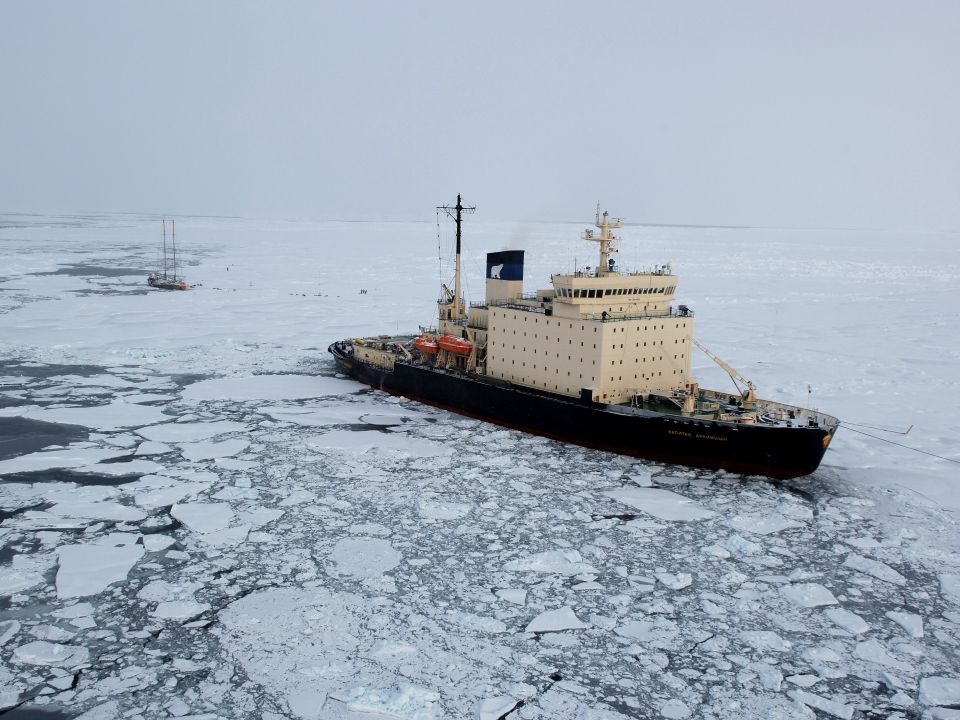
[329,343,833,480]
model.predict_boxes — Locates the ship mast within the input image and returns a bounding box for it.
[162,220,168,278]
[437,194,475,321]
[582,203,621,276]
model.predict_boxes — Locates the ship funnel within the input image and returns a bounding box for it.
[485,250,524,304]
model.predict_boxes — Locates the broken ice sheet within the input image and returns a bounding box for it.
[779,582,839,608]
[524,607,590,634]
[56,534,144,599]
[603,487,716,522]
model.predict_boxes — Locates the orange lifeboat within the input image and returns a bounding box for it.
[414,335,439,354]
[438,335,473,356]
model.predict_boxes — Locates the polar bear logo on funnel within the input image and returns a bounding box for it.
[490,263,504,279]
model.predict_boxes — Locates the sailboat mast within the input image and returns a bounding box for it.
[162,220,168,277]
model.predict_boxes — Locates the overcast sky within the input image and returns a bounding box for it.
[2,1,958,229]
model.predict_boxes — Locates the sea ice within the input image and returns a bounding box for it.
[940,574,960,603]
[0,447,128,475]
[739,630,792,653]
[13,640,90,668]
[524,607,589,633]
[788,690,853,720]
[418,499,471,520]
[329,537,401,578]
[920,676,960,707]
[603,487,716,522]
[48,500,146,523]
[4,399,169,431]
[843,553,907,585]
[476,696,519,720]
[181,374,356,401]
[886,610,924,638]
[655,572,693,590]
[153,600,210,621]
[171,502,234,534]
[142,534,177,552]
[824,608,870,634]
[495,589,527,606]
[779,583,838,608]
[56,539,144,598]
[178,438,249,461]
[138,420,246,443]
[727,514,801,535]
[503,549,597,575]
[854,639,912,672]
[659,699,692,719]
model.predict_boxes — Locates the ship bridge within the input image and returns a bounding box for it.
[482,207,696,404]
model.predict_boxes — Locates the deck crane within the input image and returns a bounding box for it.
[693,339,757,410]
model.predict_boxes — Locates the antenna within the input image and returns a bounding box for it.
[437,194,476,320]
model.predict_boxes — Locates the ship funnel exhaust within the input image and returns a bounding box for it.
[485,250,524,304]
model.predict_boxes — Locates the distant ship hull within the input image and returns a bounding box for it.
[329,342,832,480]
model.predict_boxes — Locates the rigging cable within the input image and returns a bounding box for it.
[839,424,960,465]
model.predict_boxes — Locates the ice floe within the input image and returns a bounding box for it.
[56,535,144,598]
[779,582,839,608]
[182,374,356,401]
[603,487,716,522]
[525,607,590,633]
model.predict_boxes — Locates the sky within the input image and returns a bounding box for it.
[1,1,958,230]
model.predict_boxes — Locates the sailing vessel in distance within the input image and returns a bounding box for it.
[147,219,189,290]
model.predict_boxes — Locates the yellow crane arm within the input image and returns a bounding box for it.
[693,339,757,407]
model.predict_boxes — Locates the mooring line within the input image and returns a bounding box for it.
[840,425,960,465]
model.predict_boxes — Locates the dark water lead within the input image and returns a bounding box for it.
[30,265,146,278]
[0,418,89,461]
[0,706,74,720]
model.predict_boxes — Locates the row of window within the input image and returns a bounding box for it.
[556,286,676,298]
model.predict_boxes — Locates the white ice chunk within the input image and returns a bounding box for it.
[886,611,924,638]
[724,533,763,556]
[727,514,801,535]
[503,550,597,575]
[182,374,356,401]
[780,583,838,608]
[52,603,95,619]
[843,554,907,586]
[495,589,527,606]
[171,502,234,534]
[48,501,145,522]
[56,541,144,598]
[603,487,715,522]
[153,600,210,621]
[655,572,693,590]
[8,399,168,431]
[788,690,853,719]
[824,608,870,634]
[341,685,440,718]
[740,630,792,653]
[0,447,127,476]
[525,607,589,633]
[0,620,20,646]
[659,699,691,719]
[476,696,519,720]
[418,499,471,520]
[920,676,960,707]
[138,420,246,443]
[288,689,328,720]
[142,534,177,552]
[0,566,45,596]
[178,438,249,461]
[13,640,90,668]
[854,639,912,672]
[329,537,401,578]
[940,574,960,603]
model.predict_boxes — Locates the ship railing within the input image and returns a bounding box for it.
[584,307,694,322]
[487,300,547,315]
[469,302,488,309]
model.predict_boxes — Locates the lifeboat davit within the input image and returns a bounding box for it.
[438,335,473,356]
[414,335,439,354]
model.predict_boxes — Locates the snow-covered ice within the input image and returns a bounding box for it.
[1,215,959,719]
